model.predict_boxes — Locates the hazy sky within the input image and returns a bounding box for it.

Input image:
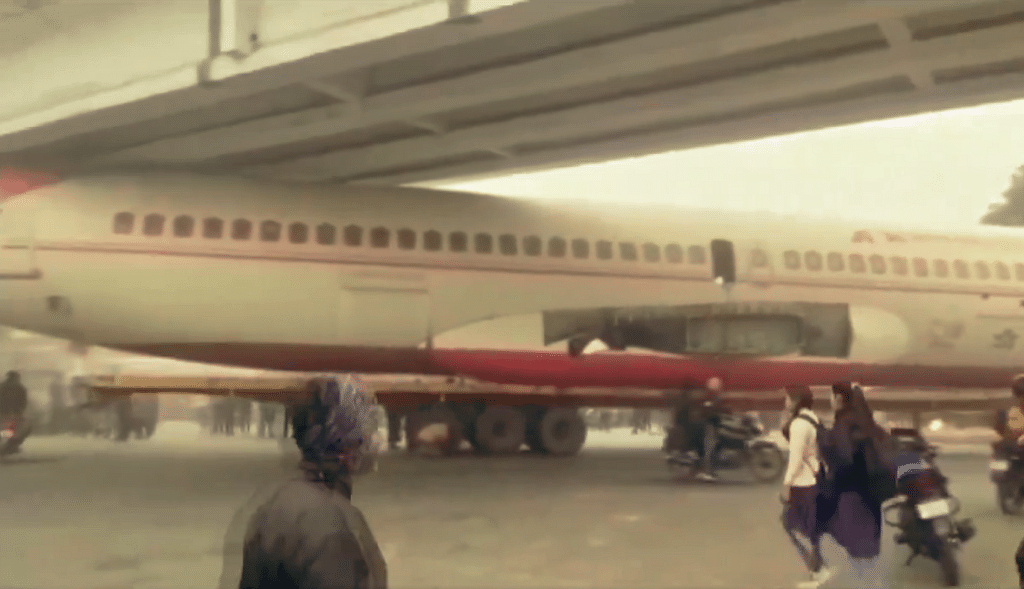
[440,98,1024,229]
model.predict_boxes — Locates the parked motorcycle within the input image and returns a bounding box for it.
[664,413,783,483]
[883,428,975,587]
[990,440,1024,515]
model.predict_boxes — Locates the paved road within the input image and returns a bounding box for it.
[0,427,1019,589]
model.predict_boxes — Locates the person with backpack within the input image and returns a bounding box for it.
[780,386,833,589]
[820,382,897,589]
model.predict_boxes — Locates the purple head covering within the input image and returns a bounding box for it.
[294,374,379,472]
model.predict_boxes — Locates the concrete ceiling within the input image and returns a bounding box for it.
[3,0,1024,186]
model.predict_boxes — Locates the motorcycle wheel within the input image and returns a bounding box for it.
[747,443,784,483]
[937,539,960,587]
[997,482,1024,515]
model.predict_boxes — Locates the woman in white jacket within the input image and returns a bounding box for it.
[781,386,833,589]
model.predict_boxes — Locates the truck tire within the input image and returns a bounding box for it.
[474,406,526,455]
[538,408,587,456]
[411,404,464,455]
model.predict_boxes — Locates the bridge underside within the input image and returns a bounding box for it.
[3,0,1024,186]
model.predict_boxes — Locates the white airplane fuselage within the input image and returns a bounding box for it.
[1,172,1022,390]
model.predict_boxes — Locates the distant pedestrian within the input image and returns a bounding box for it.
[258,403,276,438]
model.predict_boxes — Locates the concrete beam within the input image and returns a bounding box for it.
[88,0,979,167]
[252,20,1024,181]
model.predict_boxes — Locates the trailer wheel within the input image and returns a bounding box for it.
[537,408,587,456]
[410,404,464,455]
[474,406,526,454]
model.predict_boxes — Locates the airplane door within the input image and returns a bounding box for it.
[710,239,736,285]
[0,203,40,279]
[339,274,431,347]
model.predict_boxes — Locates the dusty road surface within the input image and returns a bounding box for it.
[0,423,1020,589]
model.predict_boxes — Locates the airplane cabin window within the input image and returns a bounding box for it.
[344,225,363,247]
[398,228,416,250]
[423,230,442,251]
[316,223,336,245]
[203,217,224,239]
[826,252,843,271]
[231,219,252,240]
[995,261,1011,280]
[912,257,928,277]
[499,234,517,255]
[288,222,308,244]
[370,227,390,248]
[804,251,822,271]
[619,242,638,261]
[688,245,706,264]
[953,260,970,279]
[474,233,493,254]
[172,215,194,238]
[890,256,908,276]
[783,250,800,270]
[548,237,567,258]
[596,240,613,260]
[665,243,684,263]
[143,214,166,236]
[572,238,589,259]
[642,243,660,262]
[1016,263,1024,281]
[523,236,541,256]
[260,220,281,242]
[449,231,467,252]
[933,259,949,278]
[849,254,866,273]
[974,261,990,280]
[113,212,134,234]
[869,254,886,274]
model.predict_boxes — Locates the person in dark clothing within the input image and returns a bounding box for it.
[696,389,727,481]
[0,370,30,454]
[819,382,890,589]
[221,375,386,589]
[238,399,253,434]
[1001,376,1024,589]
[258,403,277,438]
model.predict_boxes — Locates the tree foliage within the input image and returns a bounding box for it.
[982,163,1024,226]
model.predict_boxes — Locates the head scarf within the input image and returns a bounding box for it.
[293,374,380,479]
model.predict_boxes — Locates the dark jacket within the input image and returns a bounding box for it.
[820,410,884,558]
[229,473,387,589]
[0,377,28,416]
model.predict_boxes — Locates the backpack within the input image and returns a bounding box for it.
[794,414,840,490]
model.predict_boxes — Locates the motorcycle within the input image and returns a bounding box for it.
[883,428,975,587]
[0,414,31,458]
[664,413,784,483]
[990,440,1024,515]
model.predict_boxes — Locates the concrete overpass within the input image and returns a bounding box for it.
[3,0,1024,186]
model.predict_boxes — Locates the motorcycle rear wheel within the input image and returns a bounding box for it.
[937,540,960,587]
[997,482,1024,515]
[747,443,784,483]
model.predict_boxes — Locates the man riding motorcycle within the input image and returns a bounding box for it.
[996,375,1024,588]
[695,390,729,481]
[0,370,30,455]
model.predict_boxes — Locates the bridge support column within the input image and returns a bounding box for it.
[210,0,262,58]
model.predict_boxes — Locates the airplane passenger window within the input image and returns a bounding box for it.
[912,257,928,277]
[173,215,194,238]
[548,237,566,258]
[344,225,363,247]
[398,228,416,250]
[953,260,969,279]
[783,250,800,270]
[933,259,949,278]
[995,261,1011,280]
[474,233,493,254]
[890,256,908,276]
[665,243,684,263]
[203,217,224,239]
[260,220,281,242]
[499,234,517,255]
[231,219,252,240]
[370,227,390,248]
[288,222,308,244]
[619,242,638,261]
[688,245,706,264]
[113,212,134,234]
[523,236,541,256]
[143,214,165,236]
[869,254,886,274]
[643,243,660,263]
[849,254,866,273]
[826,252,844,271]
[804,251,822,271]
[449,231,467,252]
[596,240,614,260]
[423,230,442,251]
[572,238,589,259]
[316,223,336,245]
[974,261,990,280]
[1016,263,1024,281]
